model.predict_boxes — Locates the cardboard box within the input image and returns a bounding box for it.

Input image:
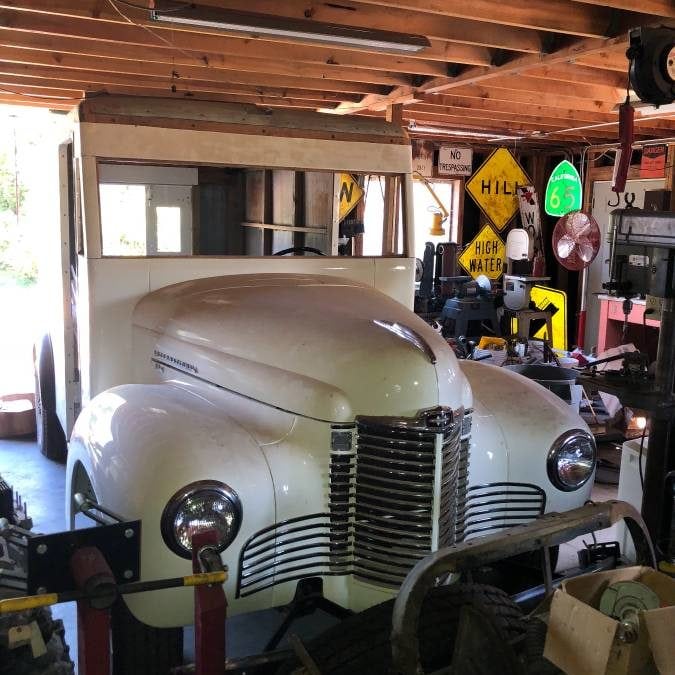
[544,566,675,675]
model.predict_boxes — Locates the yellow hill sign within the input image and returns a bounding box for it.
[466,148,531,230]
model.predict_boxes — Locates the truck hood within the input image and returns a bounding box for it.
[133,274,470,422]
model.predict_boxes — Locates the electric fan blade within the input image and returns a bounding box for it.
[578,240,594,263]
[552,210,601,271]
[557,234,576,260]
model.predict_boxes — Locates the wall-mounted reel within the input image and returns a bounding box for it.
[628,27,675,106]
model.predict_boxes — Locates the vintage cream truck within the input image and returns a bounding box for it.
[34,96,594,672]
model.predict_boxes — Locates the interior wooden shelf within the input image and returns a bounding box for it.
[241,221,327,234]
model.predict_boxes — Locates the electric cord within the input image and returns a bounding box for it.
[638,424,647,490]
[582,500,598,547]
[112,0,193,11]
[106,0,207,65]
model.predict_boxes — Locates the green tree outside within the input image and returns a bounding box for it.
[0,148,35,285]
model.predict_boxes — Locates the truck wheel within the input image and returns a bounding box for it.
[0,606,74,675]
[33,337,67,462]
[524,618,564,675]
[277,583,525,675]
[470,546,560,596]
[111,597,183,675]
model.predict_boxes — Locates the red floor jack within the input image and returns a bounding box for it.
[0,514,226,675]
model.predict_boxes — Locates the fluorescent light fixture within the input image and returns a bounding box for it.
[611,95,675,118]
[407,121,525,142]
[634,101,675,117]
[150,6,430,54]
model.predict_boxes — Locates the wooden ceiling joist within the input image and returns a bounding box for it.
[404,107,675,139]
[199,0,540,53]
[478,74,622,102]
[1,0,675,145]
[0,45,412,89]
[524,63,628,89]
[0,60,387,98]
[333,0,651,39]
[0,0,542,53]
[571,0,675,18]
[416,94,619,124]
[0,12,483,77]
[414,33,627,95]
[406,104,610,131]
[574,49,633,72]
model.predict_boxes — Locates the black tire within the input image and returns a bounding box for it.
[111,597,183,675]
[33,336,67,462]
[470,546,560,596]
[277,583,526,675]
[0,606,74,675]
[524,618,564,675]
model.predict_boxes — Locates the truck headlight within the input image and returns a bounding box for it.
[161,481,242,558]
[547,430,596,491]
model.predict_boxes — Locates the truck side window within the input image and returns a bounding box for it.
[97,163,407,258]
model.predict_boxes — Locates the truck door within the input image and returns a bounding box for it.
[52,139,81,436]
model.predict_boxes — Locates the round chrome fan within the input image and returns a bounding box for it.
[552,210,600,271]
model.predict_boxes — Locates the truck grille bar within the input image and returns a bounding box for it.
[352,415,443,585]
[236,407,470,596]
[456,482,546,540]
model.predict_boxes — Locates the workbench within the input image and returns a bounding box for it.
[597,294,660,356]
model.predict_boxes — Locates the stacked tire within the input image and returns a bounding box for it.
[0,606,73,675]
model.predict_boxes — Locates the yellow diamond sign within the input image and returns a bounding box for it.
[465,148,531,230]
[510,285,567,350]
[458,224,505,280]
[337,173,364,221]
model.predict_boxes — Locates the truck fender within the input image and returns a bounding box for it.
[459,361,594,514]
[66,382,276,627]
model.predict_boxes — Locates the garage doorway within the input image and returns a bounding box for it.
[0,106,67,398]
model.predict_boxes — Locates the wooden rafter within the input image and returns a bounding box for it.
[0,61,387,97]
[0,0,541,53]
[571,0,675,18]
[0,9,492,74]
[0,0,673,145]
[415,94,618,123]
[335,0,653,38]
[0,46,412,88]
[422,85,617,114]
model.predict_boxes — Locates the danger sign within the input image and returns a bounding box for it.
[458,224,506,280]
[338,173,364,221]
[640,143,667,179]
[465,148,531,230]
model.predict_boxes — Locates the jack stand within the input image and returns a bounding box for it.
[71,547,115,675]
[192,530,226,675]
[1,519,228,675]
[264,578,352,652]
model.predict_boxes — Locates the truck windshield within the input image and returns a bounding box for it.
[98,163,408,257]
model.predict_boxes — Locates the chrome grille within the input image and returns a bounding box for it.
[455,411,473,543]
[353,407,462,586]
[236,406,469,596]
[328,426,356,568]
[438,410,466,548]
[236,513,351,598]
[456,482,546,540]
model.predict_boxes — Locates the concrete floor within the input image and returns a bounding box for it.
[1,434,621,669]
